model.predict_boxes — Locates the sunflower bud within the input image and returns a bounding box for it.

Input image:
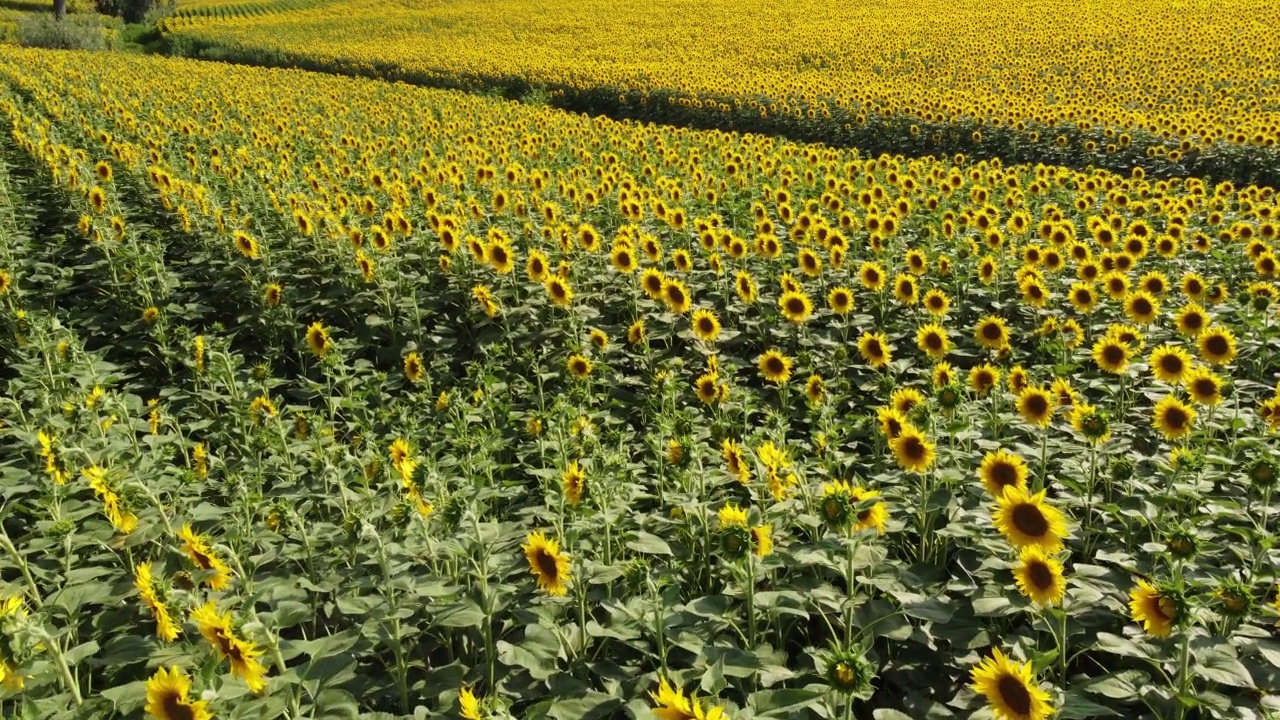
[1165,529,1197,559]
[824,647,875,697]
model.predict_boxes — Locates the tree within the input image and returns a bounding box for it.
[53,0,66,19]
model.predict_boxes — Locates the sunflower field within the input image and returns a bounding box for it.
[157,0,1280,185]
[2,45,1280,720]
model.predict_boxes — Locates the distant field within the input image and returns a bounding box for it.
[160,0,1280,183]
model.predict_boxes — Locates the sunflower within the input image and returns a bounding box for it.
[1184,366,1223,406]
[690,309,721,342]
[1068,403,1111,444]
[828,286,855,315]
[858,332,892,368]
[562,461,586,505]
[1129,579,1178,637]
[971,648,1053,720]
[915,323,950,359]
[695,373,721,405]
[805,374,824,404]
[1174,303,1208,336]
[993,486,1067,552]
[485,240,515,274]
[663,278,693,314]
[1067,283,1097,314]
[1149,344,1191,385]
[305,321,331,358]
[134,563,181,643]
[735,270,758,304]
[459,686,484,720]
[1123,291,1160,325]
[1181,272,1207,300]
[975,315,1010,350]
[1016,385,1054,427]
[751,525,773,558]
[144,666,212,720]
[566,354,592,379]
[922,288,950,316]
[523,531,571,597]
[890,426,935,472]
[1092,336,1131,374]
[1197,326,1237,365]
[758,349,793,384]
[640,268,666,299]
[1019,277,1050,308]
[978,256,999,284]
[179,524,232,590]
[610,245,637,273]
[859,261,886,291]
[545,276,573,307]
[1102,271,1131,300]
[627,319,647,346]
[650,678,726,720]
[867,402,908,438]
[527,249,550,282]
[933,361,956,388]
[979,450,1029,497]
[893,274,919,305]
[191,602,268,693]
[968,364,1000,395]
[233,230,259,260]
[1014,545,1066,606]
[1152,395,1196,440]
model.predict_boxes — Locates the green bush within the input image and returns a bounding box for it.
[16,14,110,49]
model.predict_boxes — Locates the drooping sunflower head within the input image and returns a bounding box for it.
[523,531,571,597]
[305,321,331,358]
[858,332,892,368]
[662,278,692,314]
[1128,578,1181,637]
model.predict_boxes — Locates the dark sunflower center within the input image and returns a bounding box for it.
[982,323,1003,340]
[1103,345,1126,364]
[1205,335,1228,355]
[1160,355,1183,374]
[163,690,197,720]
[903,437,925,460]
[991,462,1018,488]
[976,372,993,388]
[926,333,943,350]
[997,674,1034,716]
[766,358,785,374]
[867,340,883,357]
[698,319,715,334]
[493,247,508,263]
[1133,299,1153,315]
[534,549,559,581]
[1193,379,1215,396]
[786,298,806,314]
[1027,560,1054,590]
[645,277,662,292]
[668,287,686,304]
[866,270,880,283]
[1011,504,1050,538]
[552,284,567,299]
[1164,406,1188,429]
[1025,395,1048,415]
